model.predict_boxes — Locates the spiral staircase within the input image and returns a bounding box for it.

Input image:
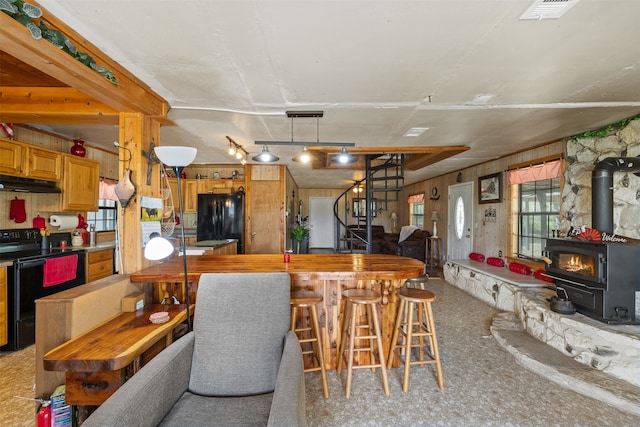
[334,154,404,253]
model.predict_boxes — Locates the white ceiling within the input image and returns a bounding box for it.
[34,0,640,188]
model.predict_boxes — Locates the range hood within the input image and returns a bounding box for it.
[0,175,61,193]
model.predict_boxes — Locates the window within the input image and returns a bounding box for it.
[517,179,560,259]
[408,193,424,228]
[507,158,562,261]
[87,199,118,231]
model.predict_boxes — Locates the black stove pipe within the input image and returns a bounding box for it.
[592,157,640,233]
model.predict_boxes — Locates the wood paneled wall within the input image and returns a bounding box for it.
[402,140,565,259]
[297,188,398,233]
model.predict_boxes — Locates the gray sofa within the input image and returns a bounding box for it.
[83,272,306,427]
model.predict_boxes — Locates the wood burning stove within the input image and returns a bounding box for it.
[544,238,640,324]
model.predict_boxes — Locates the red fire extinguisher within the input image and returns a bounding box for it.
[37,399,51,427]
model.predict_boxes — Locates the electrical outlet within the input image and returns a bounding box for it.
[498,250,503,257]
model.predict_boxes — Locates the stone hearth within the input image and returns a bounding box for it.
[444,261,640,389]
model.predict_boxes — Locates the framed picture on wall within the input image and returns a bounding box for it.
[478,172,502,204]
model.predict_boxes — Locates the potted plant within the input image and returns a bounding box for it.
[290,223,310,254]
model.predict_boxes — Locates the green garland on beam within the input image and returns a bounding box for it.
[570,114,639,141]
[1,0,118,85]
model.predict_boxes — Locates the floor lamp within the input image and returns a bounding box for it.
[146,146,197,331]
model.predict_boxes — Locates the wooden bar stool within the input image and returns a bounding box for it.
[336,289,390,398]
[387,286,444,393]
[404,274,429,289]
[290,290,329,398]
[403,275,430,361]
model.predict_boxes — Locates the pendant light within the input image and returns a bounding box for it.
[255,111,354,162]
[291,114,313,163]
[292,146,311,163]
[252,145,279,162]
[331,146,357,164]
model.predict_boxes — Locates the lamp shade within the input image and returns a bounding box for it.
[252,145,279,162]
[431,211,440,221]
[331,147,357,164]
[292,146,312,163]
[390,212,398,220]
[144,234,175,260]
[154,146,197,167]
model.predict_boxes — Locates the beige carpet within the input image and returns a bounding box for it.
[2,277,639,426]
[0,344,35,426]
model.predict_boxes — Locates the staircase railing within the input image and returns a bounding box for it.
[333,154,405,253]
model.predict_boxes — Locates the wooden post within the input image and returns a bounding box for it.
[118,112,162,274]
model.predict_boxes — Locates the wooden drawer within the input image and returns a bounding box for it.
[65,370,125,406]
[88,260,113,282]
[87,249,114,282]
[0,298,6,346]
[88,249,113,264]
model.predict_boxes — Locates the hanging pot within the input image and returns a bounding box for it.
[114,168,137,208]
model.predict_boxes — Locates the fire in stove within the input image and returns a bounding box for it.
[559,254,594,276]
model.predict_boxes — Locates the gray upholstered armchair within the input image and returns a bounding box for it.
[83,272,306,427]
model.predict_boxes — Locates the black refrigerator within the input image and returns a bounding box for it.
[197,193,244,253]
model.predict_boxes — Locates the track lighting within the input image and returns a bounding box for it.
[226,136,248,162]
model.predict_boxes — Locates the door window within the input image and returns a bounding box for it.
[455,196,464,239]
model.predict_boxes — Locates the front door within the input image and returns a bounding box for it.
[447,182,473,260]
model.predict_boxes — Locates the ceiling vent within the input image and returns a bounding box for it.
[520,0,581,20]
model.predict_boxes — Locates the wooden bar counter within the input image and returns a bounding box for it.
[130,254,425,369]
[43,304,189,406]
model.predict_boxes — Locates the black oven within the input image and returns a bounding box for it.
[3,250,86,351]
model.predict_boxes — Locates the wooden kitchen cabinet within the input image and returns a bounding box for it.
[0,139,24,176]
[26,146,62,181]
[0,267,7,347]
[182,179,198,213]
[196,178,213,194]
[86,248,114,282]
[60,155,100,212]
[176,178,245,214]
[0,138,61,181]
[196,178,237,194]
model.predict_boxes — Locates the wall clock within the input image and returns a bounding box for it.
[430,187,440,201]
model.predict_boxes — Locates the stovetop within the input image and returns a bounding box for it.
[0,227,74,262]
[0,247,83,262]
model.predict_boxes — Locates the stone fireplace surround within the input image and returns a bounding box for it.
[560,117,640,239]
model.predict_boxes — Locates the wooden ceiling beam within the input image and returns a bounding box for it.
[306,145,469,154]
[0,87,119,124]
[0,8,170,120]
[305,146,470,171]
[405,147,470,171]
